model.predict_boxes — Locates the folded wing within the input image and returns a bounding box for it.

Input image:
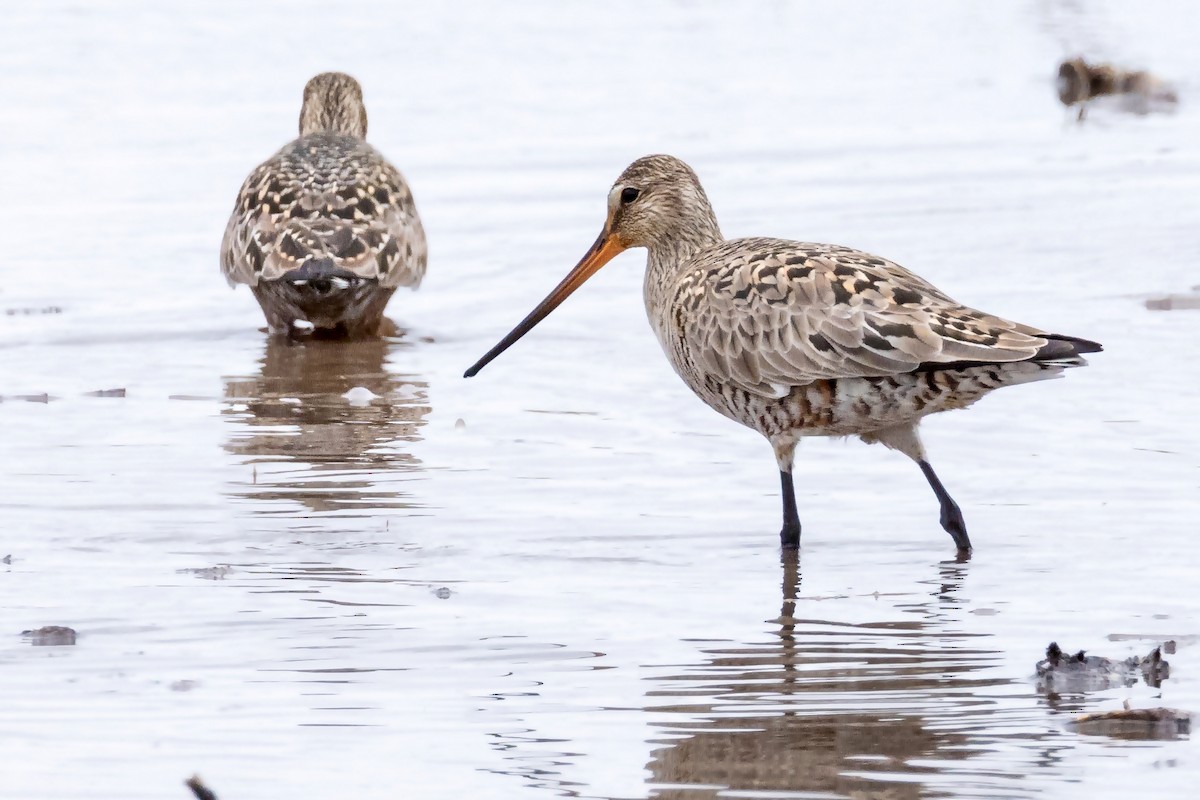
[220,137,426,290]
[670,238,1099,397]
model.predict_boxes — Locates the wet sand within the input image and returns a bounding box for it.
[1,2,1198,798]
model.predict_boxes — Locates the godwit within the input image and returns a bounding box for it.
[221,72,427,338]
[465,155,1101,553]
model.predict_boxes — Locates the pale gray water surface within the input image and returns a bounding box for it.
[1,2,1198,798]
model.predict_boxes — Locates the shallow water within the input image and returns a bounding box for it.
[1,1,1198,798]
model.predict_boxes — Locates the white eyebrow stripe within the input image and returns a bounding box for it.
[607,185,624,212]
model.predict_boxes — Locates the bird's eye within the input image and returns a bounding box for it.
[620,187,640,205]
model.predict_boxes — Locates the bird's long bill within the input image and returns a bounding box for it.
[463,229,625,377]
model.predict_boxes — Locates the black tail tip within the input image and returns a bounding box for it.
[1036,335,1103,360]
[1064,336,1103,355]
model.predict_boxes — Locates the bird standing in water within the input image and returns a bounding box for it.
[465,155,1101,553]
[221,72,426,338]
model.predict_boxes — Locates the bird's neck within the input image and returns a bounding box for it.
[299,106,367,139]
[642,216,724,322]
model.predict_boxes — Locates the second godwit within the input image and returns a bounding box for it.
[465,155,1101,553]
[221,72,427,338]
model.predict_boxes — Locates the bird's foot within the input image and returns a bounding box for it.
[940,502,972,553]
[779,523,802,550]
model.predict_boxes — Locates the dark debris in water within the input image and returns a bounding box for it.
[185,776,218,800]
[1036,641,1171,692]
[1073,703,1191,740]
[1057,57,1178,120]
[21,625,77,646]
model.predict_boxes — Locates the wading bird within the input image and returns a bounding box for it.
[221,72,426,338]
[465,155,1100,553]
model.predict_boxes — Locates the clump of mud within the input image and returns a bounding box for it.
[1035,641,1170,692]
[1057,57,1178,120]
[1073,701,1191,740]
[21,626,77,646]
[185,776,218,800]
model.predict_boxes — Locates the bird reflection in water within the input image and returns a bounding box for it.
[641,554,1047,799]
[222,337,429,516]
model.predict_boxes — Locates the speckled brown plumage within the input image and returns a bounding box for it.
[466,154,1101,553]
[221,72,426,338]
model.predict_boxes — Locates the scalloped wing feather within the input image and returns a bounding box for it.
[220,134,426,290]
[670,238,1054,397]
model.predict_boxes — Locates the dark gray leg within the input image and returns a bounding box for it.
[779,469,801,549]
[918,460,971,552]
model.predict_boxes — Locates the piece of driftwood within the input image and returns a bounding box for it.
[1074,701,1191,739]
[1057,57,1178,120]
